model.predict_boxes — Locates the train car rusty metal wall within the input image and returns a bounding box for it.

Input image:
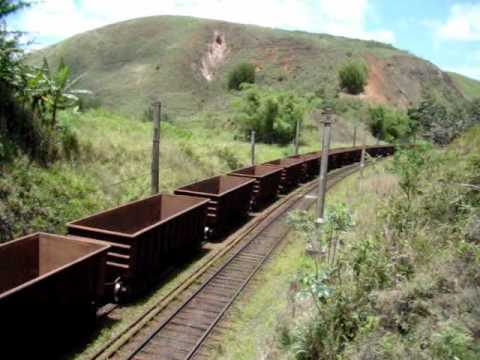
[263,158,304,193]
[288,153,322,181]
[175,175,255,239]
[229,164,283,211]
[67,194,209,299]
[0,233,109,356]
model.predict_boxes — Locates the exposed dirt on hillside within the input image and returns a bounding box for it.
[343,54,464,109]
[342,54,410,108]
[363,55,393,105]
[200,31,229,81]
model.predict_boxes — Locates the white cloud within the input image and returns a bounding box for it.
[308,0,395,43]
[11,0,395,47]
[16,0,100,38]
[436,3,480,41]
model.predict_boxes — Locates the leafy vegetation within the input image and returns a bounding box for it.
[338,60,368,95]
[368,105,414,142]
[267,131,480,360]
[233,85,308,145]
[1,1,85,165]
[1,107,351,243]
[227,62,256,90]
[25,15,471,118]
[406,90,480,144]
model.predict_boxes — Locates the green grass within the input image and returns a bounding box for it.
[0,107,373,242]
[206,161,395,360]
[448,71,480,100]
[207,132,480,359]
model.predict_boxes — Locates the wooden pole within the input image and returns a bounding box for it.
[360,131,367,178]
[151,101,161,195]
[294,118,301,155]
[251,130,256,166]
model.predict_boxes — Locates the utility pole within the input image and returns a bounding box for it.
[353,125,357,147]
[294,118,301,155]
[151,101,161,195]
[251,130,256,166]
[316,107,334,223]
[360,131,367,178]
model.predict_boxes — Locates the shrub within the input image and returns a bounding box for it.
[338,60,368,95]
[368,105,413,142]
[233,85,306,145]
[227,62,256,90]
[59,124,80,161]
[432,325,479,360]
[390,144,432,202]
[216,146,242,170]
[77,94,102,112]
[407,92,480,144]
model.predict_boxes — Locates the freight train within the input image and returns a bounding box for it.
[0,145,395,355]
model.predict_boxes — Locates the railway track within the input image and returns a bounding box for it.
[97,164,360,360]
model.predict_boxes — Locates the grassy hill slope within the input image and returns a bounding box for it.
[448,72,480,100]
[29,15,469,118]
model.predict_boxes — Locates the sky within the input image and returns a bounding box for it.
[7,0,480,80]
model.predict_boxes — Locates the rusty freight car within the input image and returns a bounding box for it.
[0,233,109,356]
[67,193,209,300]
[329,147,362,169]
[229,164,283,210]
[366,145,396,158]
[288,152,321,181]
[263,157,304,193]
[175,175,255,239]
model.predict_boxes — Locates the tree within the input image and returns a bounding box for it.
[1,3,84,164]
[368,105,412,142]
[227,62,256,90]
[338,60,368,95]
[39,58,90,127]
[233,85,306,145]
[390,144,432,207]
[1,0,30,161]
[0,1,29,85]
[407,92,479,145]
[0,0,28,19]
[468,98,480,124]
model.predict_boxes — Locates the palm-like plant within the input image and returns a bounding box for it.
[39,58,91,127]
[22,58,91,127]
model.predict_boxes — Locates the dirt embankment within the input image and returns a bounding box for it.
[200,31,229,81]
[363,55,395,105]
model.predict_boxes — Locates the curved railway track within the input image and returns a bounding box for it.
[93,163,361,360]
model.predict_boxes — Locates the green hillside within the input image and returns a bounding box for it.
[448,71,480,100]
[29,15,466,118]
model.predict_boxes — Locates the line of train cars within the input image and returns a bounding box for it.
[0,145,394,354]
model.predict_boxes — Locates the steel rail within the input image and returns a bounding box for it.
[120,165,359,360]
